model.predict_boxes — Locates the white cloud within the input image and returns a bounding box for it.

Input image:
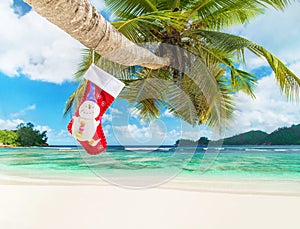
[226,3,300,71]
[102,107,122,123]
[111,120,212,145]
[0,0,84,84]
[128,108,148,126]
[225,75,300,137]
[128,108,140,120]
[35,124,52,133]
[0,118,24,130]
[47,129,76,145]
[243,53,269,72]
[89,0,106,11]
[102,113,112,122]
[110,107,122,114]
[113,124,153,142]
[289,61,300,75]
[163,109,174,118]
[103,124,112,137]
[243,4,300,62]
[112,122,169,145]
[10,104,36,118]
[34,127,76,145]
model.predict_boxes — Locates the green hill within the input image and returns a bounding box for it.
[264,124,300,145]
[175,124,300,145]
[223,130,268,145]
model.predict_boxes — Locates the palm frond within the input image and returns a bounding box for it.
[184,55,232,128]
[95,55,134,82]
[197,30,300,100]
[73,49,99,81]
[259,0,295,10]
[187,0,265,29]
[120,72,198,124]
[205,67,235,127]
[230,69,257,97]
[104,0,157,19]
[133,98,164,120]
[182,38,257,96]
[63,80,87,117]
[121,54,231,129]
[187,0,296,29]
[112,11,185,43]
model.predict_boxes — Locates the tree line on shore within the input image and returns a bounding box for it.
[0,122,48,147]
[176,124,300,146]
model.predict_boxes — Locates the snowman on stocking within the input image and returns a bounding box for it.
[68,64,125,155]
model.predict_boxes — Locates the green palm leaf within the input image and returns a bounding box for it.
[197,30,300,100]
[187,0,296,29]
[104,0,157,19]
[120,54,230,128]
[73,49,99,81]
[112,11,185,43]
[120,73,198,124]
[63,80,87,117]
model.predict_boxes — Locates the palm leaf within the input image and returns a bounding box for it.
[181,37,257,96]
[187,0,264,24]
[197,30,300,100]
[120,73,198,124]
[73,49,99,81]
[187,0,296,29]
[260,0,295,10]
[112,11,185,43]
[104,0,157,19]
[63,80,87,117]
[121,53,230,129]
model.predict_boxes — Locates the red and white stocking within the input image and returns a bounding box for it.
[67,64,125,155]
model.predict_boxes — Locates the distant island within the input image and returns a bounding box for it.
[176,124,300,146]
[0,122,48,147]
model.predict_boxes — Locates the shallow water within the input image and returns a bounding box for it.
[0,145,299,183]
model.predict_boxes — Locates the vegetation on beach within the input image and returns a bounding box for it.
[176,124,300,146]
[0,130,18,146]
[0,122,48,147]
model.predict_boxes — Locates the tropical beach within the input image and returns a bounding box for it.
[1,0,300,228]
[1,145,300,228]
[1,184,300,229]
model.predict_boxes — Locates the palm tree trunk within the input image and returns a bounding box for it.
[24,0,170,69]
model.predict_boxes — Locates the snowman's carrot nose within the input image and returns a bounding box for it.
[88,104,91,109]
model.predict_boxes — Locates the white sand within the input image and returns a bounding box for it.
[0,184,300,229]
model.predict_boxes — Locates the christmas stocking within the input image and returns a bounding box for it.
[68,64,125,155]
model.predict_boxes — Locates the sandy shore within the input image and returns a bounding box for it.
[0,143,13,148]
[0,182,300,229]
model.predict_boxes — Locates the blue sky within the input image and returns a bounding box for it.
[0,0,300,145]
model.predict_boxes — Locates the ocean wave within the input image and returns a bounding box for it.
[124,157,163,163]
[125,147,161,151]
[245,149,269,152]
[110,164,162,170]
[203,147,224,151]
[290,149,300,151]
[157,148,172,151]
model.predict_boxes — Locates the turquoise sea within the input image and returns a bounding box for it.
[0,145,300,192]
